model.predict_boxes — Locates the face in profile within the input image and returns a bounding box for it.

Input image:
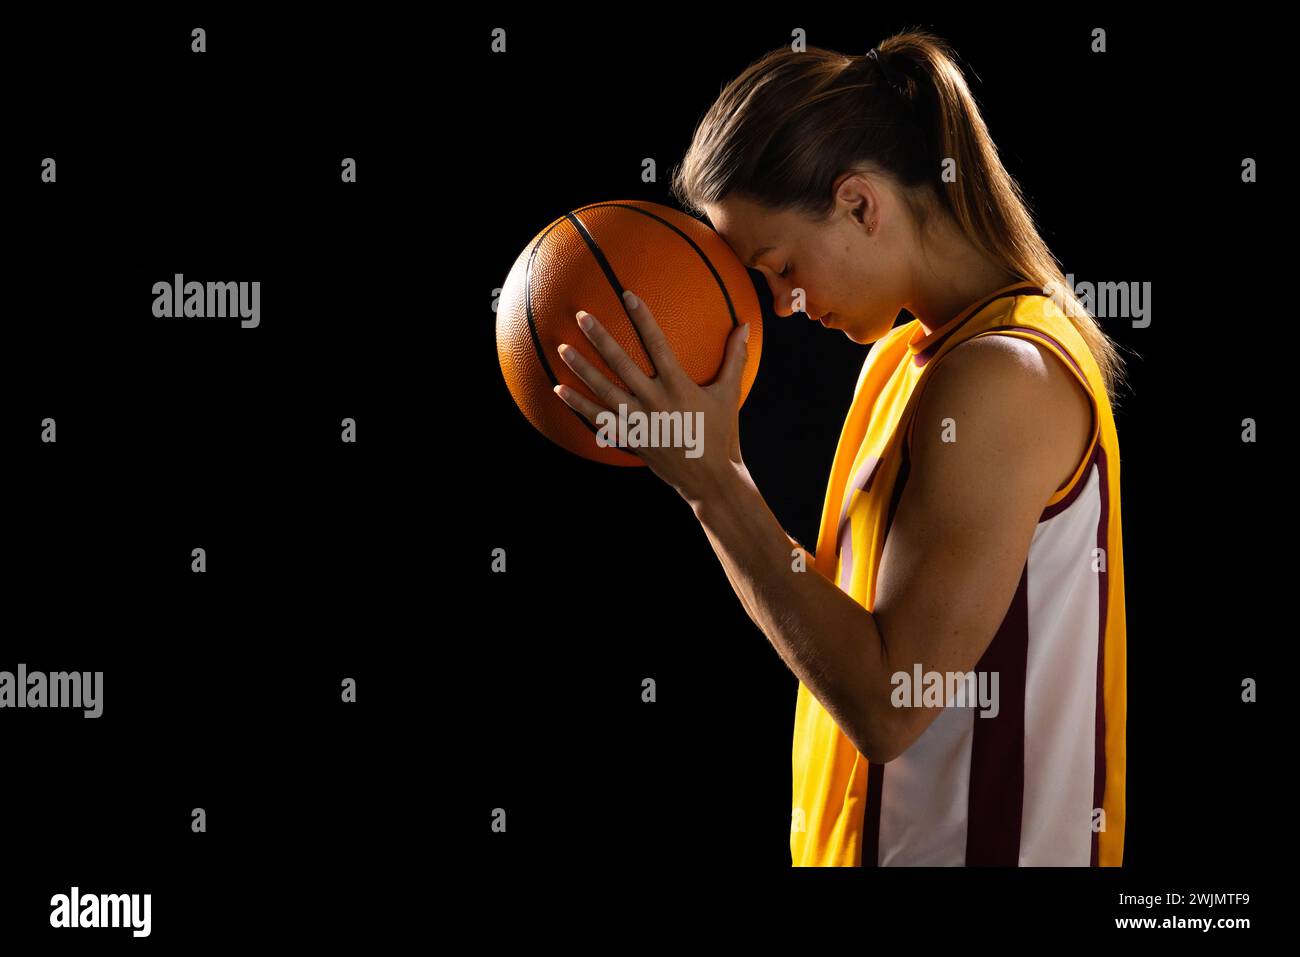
[703,174,914,345]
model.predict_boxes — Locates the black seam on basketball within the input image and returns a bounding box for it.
[521,200,752,460]
[574,202,740,328]
[563,212,659,379]
[524,217,603,438]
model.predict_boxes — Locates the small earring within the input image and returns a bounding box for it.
[867,222,875,234]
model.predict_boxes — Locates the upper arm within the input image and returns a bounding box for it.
[863,334,1092,762]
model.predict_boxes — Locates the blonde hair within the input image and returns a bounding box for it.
[670,29,1131,408]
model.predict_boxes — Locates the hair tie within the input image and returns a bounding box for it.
[866,47,908,98]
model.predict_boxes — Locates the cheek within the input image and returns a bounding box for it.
[848,256,900,305]
[829,245,871,292]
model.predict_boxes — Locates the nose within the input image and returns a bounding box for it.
[767,280,803,318]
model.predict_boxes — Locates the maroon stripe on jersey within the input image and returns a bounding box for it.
[1090,443,1112,865]
[912,286,1048,367]
[966,564,1030,865]
[862,759,885,867]
[838,517,854,591]
[840,444,911,586]
[860,443,909,865]
[885,435,911,535]
[836,455,881,557]
[1041,441,1101,521]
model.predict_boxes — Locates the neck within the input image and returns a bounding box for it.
[906,224,1022,336]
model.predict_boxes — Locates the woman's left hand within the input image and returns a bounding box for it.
[553,289,752,511]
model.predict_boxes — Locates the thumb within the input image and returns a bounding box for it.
[715,322,751,399]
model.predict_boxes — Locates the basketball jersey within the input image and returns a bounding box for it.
[790,280,1126,866]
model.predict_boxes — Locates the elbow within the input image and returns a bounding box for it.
[860,738,905,765]
[852,701,923,765]
[853,735,903,765]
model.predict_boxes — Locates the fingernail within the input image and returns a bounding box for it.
[576,311,593,332]
[622,290,639,309]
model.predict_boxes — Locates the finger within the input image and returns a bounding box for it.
[557,341,638,413]
[575,308,660,400]
[552,384,645,461]
[710,322,751,400]
[552,382,610,427]
[619,290,691,389]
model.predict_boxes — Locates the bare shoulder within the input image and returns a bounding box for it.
[913,333,1093,495]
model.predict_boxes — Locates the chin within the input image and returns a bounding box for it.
[833,316,869,343]
[842,315,892,344]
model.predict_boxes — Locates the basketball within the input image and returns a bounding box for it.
[496,200,764,466]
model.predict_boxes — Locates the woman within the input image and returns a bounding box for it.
[553,31,1127,867]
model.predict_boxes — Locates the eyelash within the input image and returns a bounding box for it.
[778,263,791,278]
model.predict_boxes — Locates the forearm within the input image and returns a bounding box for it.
[692,463,892,760]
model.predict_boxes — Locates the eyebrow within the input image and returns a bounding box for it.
[746,245,775,267]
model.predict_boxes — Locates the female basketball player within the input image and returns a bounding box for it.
[553,31,1128,867]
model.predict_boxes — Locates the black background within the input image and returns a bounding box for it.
[5,12,427,949]
[4,9,1278,945]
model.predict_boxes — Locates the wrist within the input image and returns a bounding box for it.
[690,460,755,524]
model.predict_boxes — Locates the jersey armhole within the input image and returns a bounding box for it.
[904,329,1100,505]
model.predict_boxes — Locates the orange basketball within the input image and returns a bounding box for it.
[496,200,763,466]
